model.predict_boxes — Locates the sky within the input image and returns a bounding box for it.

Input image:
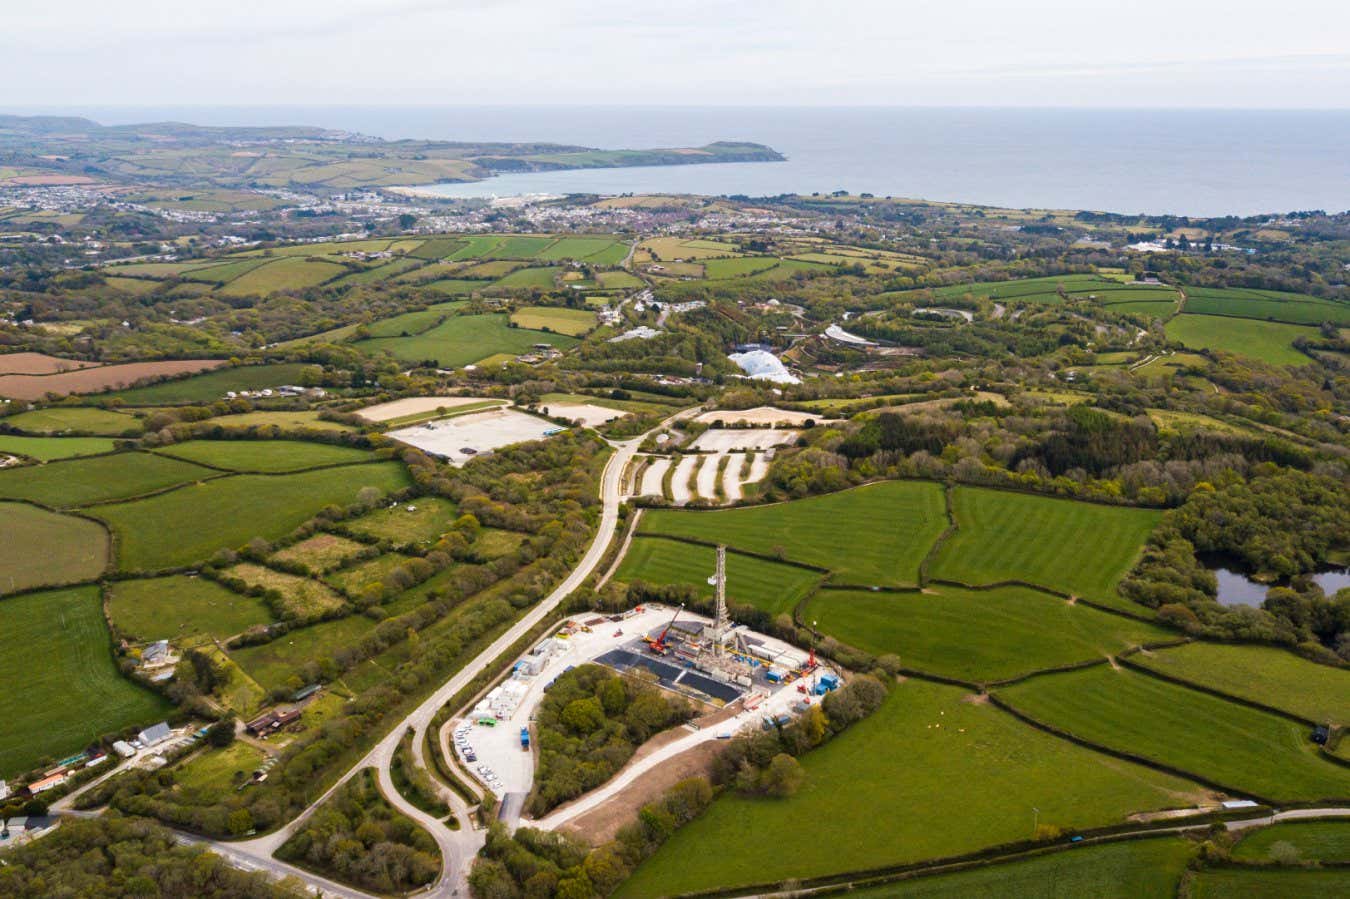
[3,0,1348,108]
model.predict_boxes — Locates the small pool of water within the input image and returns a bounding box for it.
[1208,561,1350,607]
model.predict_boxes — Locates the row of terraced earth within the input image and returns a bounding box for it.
[611,479,1350,897]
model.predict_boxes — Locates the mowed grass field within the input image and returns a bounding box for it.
[996,666,1349,802]
[0,501,109,593]
[847,836,1193,898]
[0,434,118,460]
[1131,642,1350,724]
[229,614,376,690]
[1182,287,1350,326]
[1232,820,1350,862]
[1165,314,1315,366]
[92,461,411,570]
[353,313,576,368]
[639,481,947,585]
[0,451,215,507]
[154,439,371,472]
[107,574,272,642]
[930,487,1160,601]
[615,679,1202,896]
[1189,867,1350,897]
[509,306,596,336]
[343,496,459,544]
[5,406,142,435]
[0,586,170,777]
[106,363,313,405]
[201,410,356,432]
[804,585,1173,683]
[615,537,823,616]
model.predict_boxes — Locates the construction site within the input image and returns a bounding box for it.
[449,546,842,827]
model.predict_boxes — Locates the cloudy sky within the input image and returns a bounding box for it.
[4,0,1348,108]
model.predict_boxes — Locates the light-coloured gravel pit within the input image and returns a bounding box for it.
[388,407,564,465]
[356,395,502,422]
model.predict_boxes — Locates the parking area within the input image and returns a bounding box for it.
[388,407,565,464]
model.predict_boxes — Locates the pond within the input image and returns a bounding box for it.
[1207,558,1350,607]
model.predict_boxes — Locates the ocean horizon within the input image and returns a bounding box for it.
[10,105,1350,216]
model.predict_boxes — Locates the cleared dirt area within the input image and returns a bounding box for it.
[541,402,623,428]
[388,407,563,464]
[355,395,500,422]
[558,740,721,845]
[0,359,226,400]
[639,457,670,496]
[695,406,824,426]
[669,455,699,504]
[0,352,101,375]
[689,429,799,452]
[695,453,721,499]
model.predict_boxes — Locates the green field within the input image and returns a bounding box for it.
[930,487,1159,601]
[1190,867,1350,897]
[0,501,109,593]
[996,666,1349,802]
[615,536,823,616]
[493,235,557,258]
[270,533,371,572]
[1232,819,1350,862]
[172,741,267,797]
[92,461,412,570]
[639,481,948,585]
[535,237,627,262]
[509,306,596,336]
[1131,642,1350,724]
[154,439,371,473]
[202,410,356,432]
[230,614,375,690]
[446,235,503,261]
[343,496,459,544]
[107,574,272,642]
[616,679,1202,896]
[225,562,346,621]
[0,434,117,460]
[1165,314,1315,366]
[0,451,214,507]
[5,406,141,435]
[703,256,778,279]
[805,585,1173,682]
[107,363,312,404]
[1182,287,1350,326]
[0,586,170,778]
[847,836,1194,898]
[326,552,414,595]
[218,257,346,296]
[492,266,561,289]
[353,313,576,368]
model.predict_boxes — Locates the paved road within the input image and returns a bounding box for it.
[60,410,696,898]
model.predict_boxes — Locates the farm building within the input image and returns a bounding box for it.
[245,708,302,737]
[137,721,171,747]
[140,640,171,666]
[112,740,136,758]
[27,772,66,794]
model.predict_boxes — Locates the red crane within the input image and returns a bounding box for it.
[648,604,685,655]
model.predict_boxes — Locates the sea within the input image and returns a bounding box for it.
[20,105,1350,216]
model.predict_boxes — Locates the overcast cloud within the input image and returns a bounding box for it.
[3,0,1348,108]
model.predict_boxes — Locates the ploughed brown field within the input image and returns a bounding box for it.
[0,352,102,376]
[0,359,227,400]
